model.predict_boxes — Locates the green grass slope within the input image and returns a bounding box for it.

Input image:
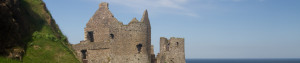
[23,26,79,63]
[0,0,79,63]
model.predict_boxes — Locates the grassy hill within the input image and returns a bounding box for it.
[0,0,79,63]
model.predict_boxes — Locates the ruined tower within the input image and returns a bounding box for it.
[156,37,185,63]
[72,2,185,63]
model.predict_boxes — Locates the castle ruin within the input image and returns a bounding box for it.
[72,2,185,63]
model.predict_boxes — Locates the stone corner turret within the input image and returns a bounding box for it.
[141,10,151,27]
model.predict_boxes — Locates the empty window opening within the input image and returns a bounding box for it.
[110,34,114,39]
[166,43,170,51]
[176,42,179,46]
[81,50,87,59]
[87,31,94,42]
[136,44,143,53]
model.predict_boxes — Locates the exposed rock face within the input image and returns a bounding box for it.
[0,0,27,58]
[72,2,185,63]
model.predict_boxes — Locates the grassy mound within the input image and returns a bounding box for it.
[22,26,79,63]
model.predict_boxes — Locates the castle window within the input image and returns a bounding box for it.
[136,44,142,53]
[87,31,94,42]
[176,42,179,46]
[110,34,114,39]
[81,50,87,59]
[166,43,170,51]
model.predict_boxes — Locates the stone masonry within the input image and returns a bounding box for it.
[72,2,185,63]
[156,37,185,63]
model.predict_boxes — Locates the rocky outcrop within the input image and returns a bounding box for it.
[0,0,28,58]
[0,0,62,60]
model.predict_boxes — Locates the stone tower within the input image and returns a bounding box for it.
[156,37,185,63]
[73,2,152,63]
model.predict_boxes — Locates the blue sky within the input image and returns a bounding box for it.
[43,0,300,58]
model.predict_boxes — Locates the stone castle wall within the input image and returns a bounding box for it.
[72,2,185,63]
[73,2,151,63]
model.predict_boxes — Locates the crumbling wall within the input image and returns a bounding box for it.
[110,18,151,63]
[157,37,185,63]
[72,2,186,63]
[84,2,118,43]
[72,42,111,62]
[87,49,110,63]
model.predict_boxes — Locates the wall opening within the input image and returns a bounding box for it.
[136,44,142,53]
[110,34,114,39]
[87,31,94,42]
[81,50,87,59]
[176,42,179,46]
[166,43,170,51]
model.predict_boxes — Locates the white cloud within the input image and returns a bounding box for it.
[157,0,185,9]
[90,0,199,17]
[87,0,266,17]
